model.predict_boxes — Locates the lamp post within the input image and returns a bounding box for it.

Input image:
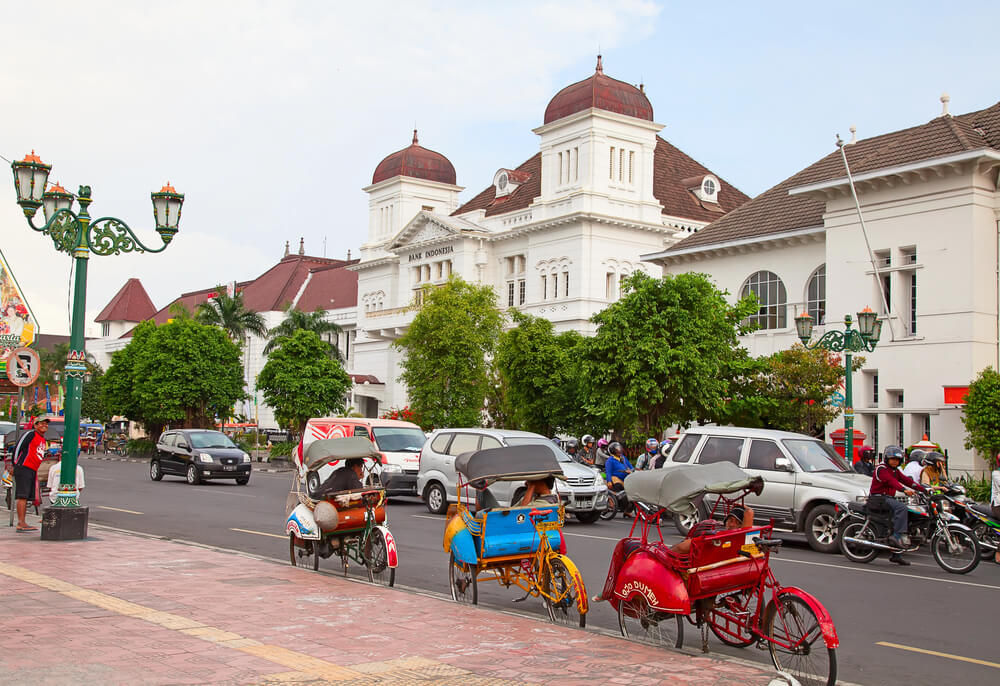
[10,151,182,539]
[795,307,882,465]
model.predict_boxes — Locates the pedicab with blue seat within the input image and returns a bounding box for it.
[442,444,588,627]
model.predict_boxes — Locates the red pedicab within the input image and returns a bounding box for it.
[595,462,839,686]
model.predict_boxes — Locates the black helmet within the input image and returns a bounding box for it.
[922,451,945,467]
[581,434,595,447]
[883,445,905,463]
[907,448,926,464]
[608,441,623,456]
[565,438,579,452]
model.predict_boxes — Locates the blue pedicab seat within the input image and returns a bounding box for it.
[447,505,562,566]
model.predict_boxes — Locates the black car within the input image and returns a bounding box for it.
[151,430,251,485]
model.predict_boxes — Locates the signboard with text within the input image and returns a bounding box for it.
[0,249,36,351]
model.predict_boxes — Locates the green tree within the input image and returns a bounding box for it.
[256,329,352,434]
[495,310,585,436]
[196,285,267,341]
[580,272,758,438]
[394,277,504,430]
[962,366,1000,465]
[80,367,111,423]
[263,305,343,358]
[104,319,245,435]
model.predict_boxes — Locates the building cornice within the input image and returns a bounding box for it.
[362,176,464,194]
[485,210,674,242]
[531,108,664,136]
[642,225,825,264]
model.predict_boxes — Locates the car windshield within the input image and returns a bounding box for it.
[782,439,851,473]
[189,432,237,449]
[504,437,572,463]
[372,427,427,452]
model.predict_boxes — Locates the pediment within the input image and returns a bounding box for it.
[389,212,460,250]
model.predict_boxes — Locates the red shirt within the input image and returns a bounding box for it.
[14,430,47,471]
[870,464,924,497]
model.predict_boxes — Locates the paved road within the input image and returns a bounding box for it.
[70,456,1000,685]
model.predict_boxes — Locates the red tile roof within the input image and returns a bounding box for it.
[452,137,748,222]
[294,262,359,312]
[95,278,157,323]
[663,101,1000,254]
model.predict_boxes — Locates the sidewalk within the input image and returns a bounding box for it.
[0,518,778,685]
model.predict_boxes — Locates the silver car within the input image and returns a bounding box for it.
[661,426,870,552]
[416,428,607,523]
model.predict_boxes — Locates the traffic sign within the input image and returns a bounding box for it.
[5,347,40,387]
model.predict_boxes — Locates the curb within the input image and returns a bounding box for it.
[81,454,294,474]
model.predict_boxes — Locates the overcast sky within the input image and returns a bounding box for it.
[2,1,998,339]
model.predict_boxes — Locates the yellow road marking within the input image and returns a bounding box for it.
[0,561,361,681]
[877,642,1000,669]
[231,527,287,539]
[96,505,144,515]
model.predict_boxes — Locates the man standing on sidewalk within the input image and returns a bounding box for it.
[13,416,48,533]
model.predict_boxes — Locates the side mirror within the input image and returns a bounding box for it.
[775,457,793,472]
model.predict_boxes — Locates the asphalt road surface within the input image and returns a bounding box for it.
[63,457,1000,685]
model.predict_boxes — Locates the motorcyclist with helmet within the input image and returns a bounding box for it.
[653,439,672,469]
[902,449,925,483]
[564,437,582,463]
[919,451,948,487]
[870,445,928,565]
[594,438,611,471]
[635,438,659,470]
[604,442,634,490]
[579,435,596,466]
[854,445,877,477]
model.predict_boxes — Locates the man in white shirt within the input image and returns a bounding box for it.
[46,461,85,505]
[902,449,925,484]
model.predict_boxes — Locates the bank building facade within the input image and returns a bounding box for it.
[348,57,747,416]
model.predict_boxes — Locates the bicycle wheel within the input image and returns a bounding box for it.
[763,593,836,686]
[363,529,396,587]
[709,590,758,647]
[618,593,683,649]
[542,556,586,628]
[449,552,477,605]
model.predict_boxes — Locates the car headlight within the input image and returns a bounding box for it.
[242,454,251,463]
[594,474,604,487]
[382,464,402,473]
[198,453,213,463]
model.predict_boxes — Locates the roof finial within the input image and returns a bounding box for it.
[849,125,857,144]
[412,128,419,145]
[940,92,950,116]
[298,237,304,255]
[596,53,603,74]
[283,240,289,257]
[347,249,351,261]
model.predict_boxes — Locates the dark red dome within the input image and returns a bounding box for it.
[372,130,457,185]
[543,56,653,125]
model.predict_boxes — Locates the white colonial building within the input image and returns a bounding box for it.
[645,97,1000,474]
[350,57,747,414]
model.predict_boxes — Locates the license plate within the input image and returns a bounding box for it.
[223,465,236,471]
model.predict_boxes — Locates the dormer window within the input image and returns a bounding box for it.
[493,168,530,199]
[697,175,719,203]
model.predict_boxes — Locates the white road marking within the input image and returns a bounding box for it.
[231,528,287,539]
[96,505,143,515]
[774,556,1000,590]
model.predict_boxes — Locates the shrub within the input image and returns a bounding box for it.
[269,441,294,458]
[126,439,156,457]
[956,473,991,503]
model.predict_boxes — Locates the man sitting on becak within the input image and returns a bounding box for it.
[518,475,559,507]
[315,457,364,496]
[672,505,755,555]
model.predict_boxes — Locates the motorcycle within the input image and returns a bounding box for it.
[938,484,1000,560]
[837,486,980,574]
[599,485,634,521]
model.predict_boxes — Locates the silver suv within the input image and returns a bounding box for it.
[416,428,607,524]
[661,426,870,552]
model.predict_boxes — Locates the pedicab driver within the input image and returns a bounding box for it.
[317,457,364,494]
[870,445,927,566]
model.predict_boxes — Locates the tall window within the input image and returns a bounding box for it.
[897,415,904,447]
[741,270,787,329]
[101,322,110,337]
[606,272,616,300]
[507,281,515,307]
[806,265,826,324]
[609,147,615,180]
[552,274,559,298]
[558,152,563,185]
[909,273,917,335]
[872,372,879,405]
[563,271,569,297]
[518,279,526,305]
[628,151,635,184]
[541,275,547,300]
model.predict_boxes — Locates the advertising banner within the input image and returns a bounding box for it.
[0,249,36,353]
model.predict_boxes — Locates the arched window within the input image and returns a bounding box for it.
[741,270,787,330]
[806,265,826,325]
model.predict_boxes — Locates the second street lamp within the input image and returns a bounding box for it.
[795,307,882,466]
[10,151,183,540]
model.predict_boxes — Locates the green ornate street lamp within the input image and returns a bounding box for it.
[10,150,183,539]
[795,307,882,465]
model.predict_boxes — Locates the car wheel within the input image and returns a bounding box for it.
[425,482,448,515]
[186,464,201,485]
[805,504,839,553]
[674,502,706,536]
[235,475,250,486]
[149,460,163,482]
[575,510,601,524]
[306,471,321,497]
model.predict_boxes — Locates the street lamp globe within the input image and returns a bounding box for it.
[10,150,51,213]
[794,311,814,344]
[151,182,184,243]
[856,307,878,340]
[42,182,75,222]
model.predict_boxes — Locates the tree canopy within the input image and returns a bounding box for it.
[264,305,343,358]
[196,285,267,342]
[394,277,504,430]
[580,271,758,438]
[494,310,586,436]
[256,329,352,434]
[962,366,1000,464]
[103,318,245,436]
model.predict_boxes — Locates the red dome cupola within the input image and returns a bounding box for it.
[543,55,653,125]
[372,130,457,185]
